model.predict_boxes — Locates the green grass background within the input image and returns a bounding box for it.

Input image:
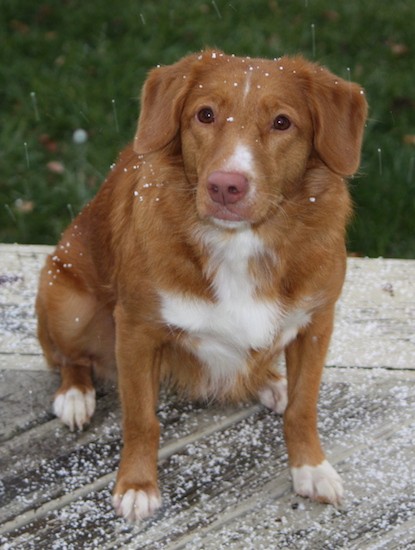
[1,0,414,257]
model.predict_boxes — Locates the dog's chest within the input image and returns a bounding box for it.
[161,273,281,373]
[160,230,310,383]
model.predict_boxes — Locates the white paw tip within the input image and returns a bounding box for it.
[258,377,288,414]
[291,460,343,505]
[113,489,162,523]
[53,387,96,431]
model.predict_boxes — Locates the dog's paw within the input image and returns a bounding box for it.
[258,377,288,414]
[53,387,96,431]
[113,488,162,523]
[291,460,343,505]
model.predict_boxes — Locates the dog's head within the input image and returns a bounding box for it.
[134,50,368,227]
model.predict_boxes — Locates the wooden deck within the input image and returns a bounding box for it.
[0,243,414,549]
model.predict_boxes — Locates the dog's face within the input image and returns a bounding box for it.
[179,56,316,226]
[134,50,367,227]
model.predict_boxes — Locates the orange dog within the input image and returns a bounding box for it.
[36,50,367,522]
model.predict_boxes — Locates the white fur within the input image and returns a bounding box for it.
[243,70,252,100]
[224,143,255,175]
[258,377,288,414]
[161,227,312,394]
[221,143,257,219]
[113,489,162,523]
[161,229,281,392]
[291,460,344,505]
[53,387,96,431]
[279,308,311,348]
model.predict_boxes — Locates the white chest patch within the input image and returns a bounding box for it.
[160,228,311,393]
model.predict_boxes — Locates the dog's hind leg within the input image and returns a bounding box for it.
[53,362,96,431]
[36,256,115,430]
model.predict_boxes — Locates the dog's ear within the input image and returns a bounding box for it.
[302,63,368,176]
[133,54,198,154]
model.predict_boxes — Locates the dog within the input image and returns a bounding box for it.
[36,49,367,522]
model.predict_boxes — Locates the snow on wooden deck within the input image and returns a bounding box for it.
[0,244,414,549]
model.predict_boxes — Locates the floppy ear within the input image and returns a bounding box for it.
[303,64,368,176]
[133,54,198,154]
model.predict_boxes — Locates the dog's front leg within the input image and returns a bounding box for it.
[283,306,343,506]
[112,305,163,523]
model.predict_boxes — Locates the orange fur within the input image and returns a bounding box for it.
[36,50,367,518]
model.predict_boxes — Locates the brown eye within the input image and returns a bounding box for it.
[197,107,215,124]
[273,115,291,131]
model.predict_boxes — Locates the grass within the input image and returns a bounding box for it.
[1,0,414,257]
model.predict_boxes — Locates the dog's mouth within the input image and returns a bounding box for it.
[209,204,247,222]
[203,202,255,228]
[209,217,252,230]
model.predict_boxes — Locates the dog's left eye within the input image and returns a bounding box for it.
[273,115,291,131]
[197,107,215,124]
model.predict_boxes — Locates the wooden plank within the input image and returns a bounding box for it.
[182,369,415,550]
[0,369,254,527]
[1,368,414,548]
[1,245,415,548]
[329,258,415,369]
[0,245,51,371]
[0,369,58,442]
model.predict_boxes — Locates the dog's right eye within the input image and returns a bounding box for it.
[197,107,215,124]
[273,115,291,131]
